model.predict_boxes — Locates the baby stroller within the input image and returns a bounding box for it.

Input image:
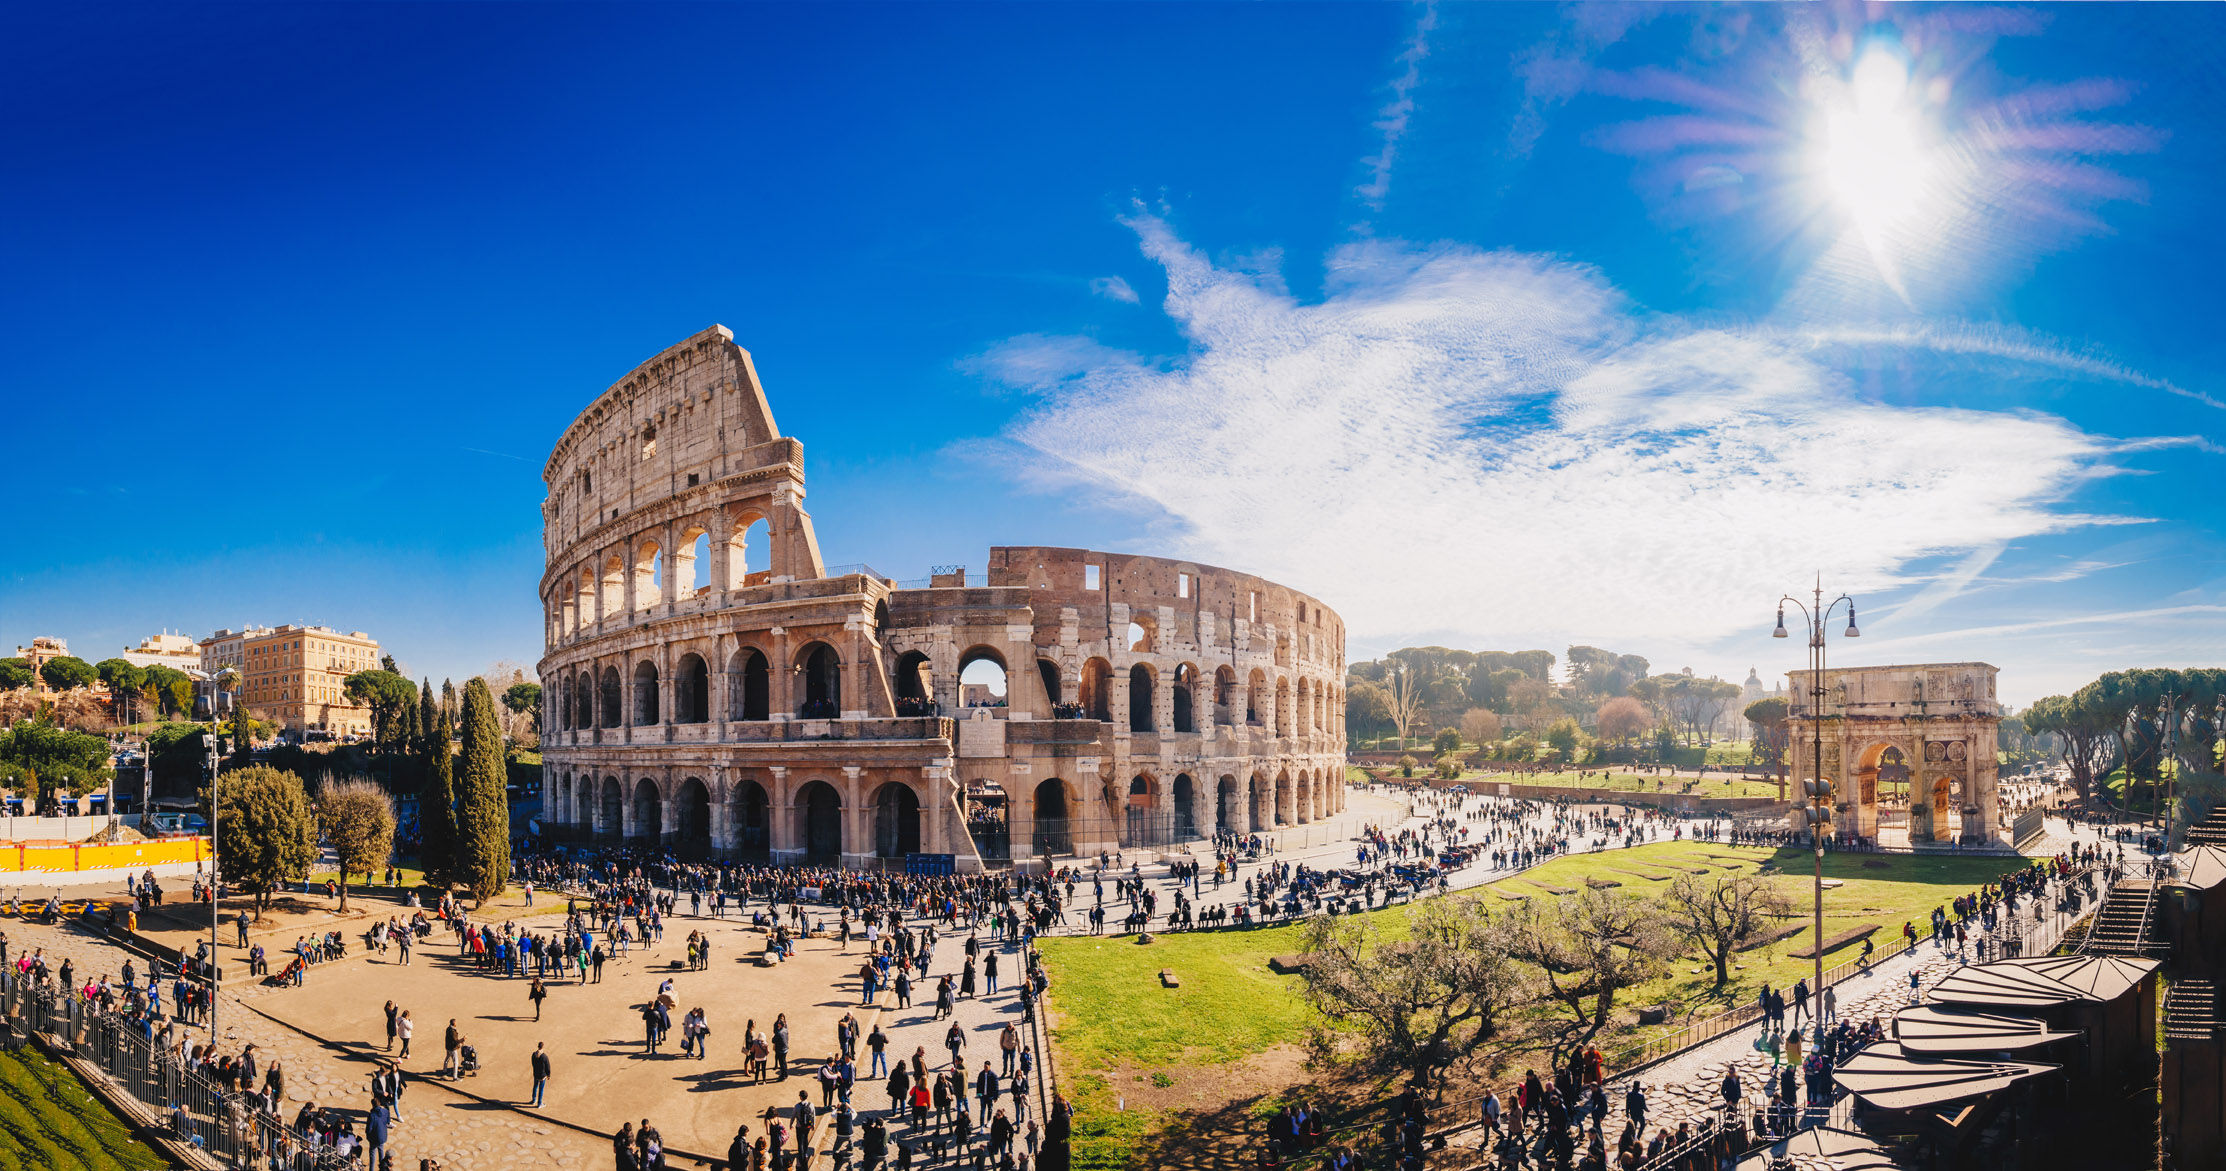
[457,1044,482,1076]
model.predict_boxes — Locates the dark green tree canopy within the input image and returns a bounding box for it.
[0,721,114,798]
[39,655,97,693]
[455,677,511,903]
[0,658,33,691]
[214,764,319,914]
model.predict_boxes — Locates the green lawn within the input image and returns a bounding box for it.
[1039,842,2035,1170]
[0,1045,168,1171]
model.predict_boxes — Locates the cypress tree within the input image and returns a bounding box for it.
[418,680,458,888]
[456,677,512,905]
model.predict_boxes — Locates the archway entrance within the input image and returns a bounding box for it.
[1127,775,1156,844]
[675,778,711,856]
[874,782,922,858]
[630,778,661,845]
[733,649,771,721]
[1216,776,1238,835]
[798,645,841,718]
[798,781,842,862]
[734,780,770,856]
[1173,774,1197,839]
[1033,778,1073,857]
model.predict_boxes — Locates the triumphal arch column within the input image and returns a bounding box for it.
[1783,662,2002,845]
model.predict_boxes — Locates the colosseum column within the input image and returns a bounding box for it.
[661,771,681,846]
[770,628,793,717]
[923,766,952,856]
[709,770,735,854]
[841,766,868,865]
[766,766,796,860]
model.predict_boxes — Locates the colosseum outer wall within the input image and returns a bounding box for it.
[536,327,1347,870]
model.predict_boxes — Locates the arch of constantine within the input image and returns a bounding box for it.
[535,325,1347,870]
[1783,661,2003,845]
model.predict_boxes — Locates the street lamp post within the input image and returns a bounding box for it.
[204,717,221,1041]
[1774,580,1859,1050]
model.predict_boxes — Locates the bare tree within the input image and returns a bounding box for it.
[1663,871,1796,990]
[1503,887,1676,1052]
[1299,894,1531,1094]
[1386,664,1428,750]
[1460,707,1503,748]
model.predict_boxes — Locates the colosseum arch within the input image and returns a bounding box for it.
[1216,775,1239,834]
[796,642,841,718]
[1035,658,1062,707]
[676,524,710,599]
[1128,664,1156,733]
[598,666,621,728]
[958,646,1009,710]
[1080,658,1113,721]
[1171,664,1198,733]
[1249,772,1270,831]
[893,650,932,710]
[1246,669,1266,725]
[729,648,771,721]
[1213,666,1236,725]
[1172,773,1197,838]
[674,652,710,724]
[795,780,843,863]
[674,777,712,854]
[872,781,922,858]
[731,777,771,854]
[632,660,660,725]
[598,776,622,837]
[629,777,661,842]
[1126,774,1159,844]
[1274,770,1293,824]
[1033,777,1076,857]
[633,539,663,612]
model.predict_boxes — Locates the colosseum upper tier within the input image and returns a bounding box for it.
[537,326,1347,871]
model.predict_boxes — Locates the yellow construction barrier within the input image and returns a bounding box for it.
[0,836,207,876]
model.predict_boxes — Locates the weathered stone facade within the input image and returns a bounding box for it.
[536,326,1347,870]
[1782,661,2002,844]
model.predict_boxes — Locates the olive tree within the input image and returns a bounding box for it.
[1503,887,1676,1052]
[1299,893,1531,1094]
[1663,871,1796,991]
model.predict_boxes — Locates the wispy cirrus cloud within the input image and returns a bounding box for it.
[1355,2,1439,213]
[980,216,2156,657]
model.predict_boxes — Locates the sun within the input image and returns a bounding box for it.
[1807,46,1946,293]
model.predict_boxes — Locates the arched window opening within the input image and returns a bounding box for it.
[798,643,841,718]
[1080,658,1113,722]
[729,517,771,589]
[1171,664,1197,733]
[1038,659,1065,712]
[634,540,663,610]
[893,651,933,716]
[1216,776,1239,835]
[632,660,660,725]
[1173,773,1197,839]
[874,782,922,858]
[1128,664,1155,733]
[685,529,712,597]
[729,648,771,721]
[675,653,709,724]
[958,649,1008,709]
[1214,666,1236,725]
[599,667,621,728]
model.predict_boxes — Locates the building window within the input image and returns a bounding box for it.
[1084,564,1101,591]
[1177,573,1190,598]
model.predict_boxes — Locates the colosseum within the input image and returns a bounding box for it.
[537,325,1348,871]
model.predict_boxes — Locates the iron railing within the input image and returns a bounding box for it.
[1,966,356,1169]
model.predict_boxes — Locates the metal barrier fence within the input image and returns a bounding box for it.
[0,967,354,1170]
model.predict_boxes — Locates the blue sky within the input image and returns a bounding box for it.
[3,3,2220,706]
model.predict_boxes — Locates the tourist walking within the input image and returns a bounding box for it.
[531,1042,552,1108]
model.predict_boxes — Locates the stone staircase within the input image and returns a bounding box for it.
[2185,801,2226,848]
[2081,878,2164,957]
[2165,978,2221,1042]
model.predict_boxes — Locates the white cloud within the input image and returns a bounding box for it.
[1355,2,1438,211]
[1089,275,1139,304]
[986,216,2142,655]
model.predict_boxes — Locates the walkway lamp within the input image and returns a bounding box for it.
[1773,580,1858,1050]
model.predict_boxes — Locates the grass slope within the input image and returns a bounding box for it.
[1039,842,2031,1170]
[0,1045,167,1171]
